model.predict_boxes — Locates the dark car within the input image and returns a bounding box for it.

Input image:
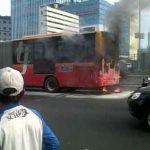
[127,85,150,129]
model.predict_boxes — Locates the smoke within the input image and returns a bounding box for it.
[60,33,96,62]
[105,0,150,34]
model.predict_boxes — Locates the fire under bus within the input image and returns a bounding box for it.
[11,31,120,93]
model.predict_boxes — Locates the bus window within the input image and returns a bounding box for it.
[33,37,57,74]
[56,33,96,62]
[13,40,33,64]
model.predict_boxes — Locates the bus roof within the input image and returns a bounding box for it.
[14,31,101,41]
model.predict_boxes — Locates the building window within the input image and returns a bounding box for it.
[3,20,6,23]
[3,27,6,30]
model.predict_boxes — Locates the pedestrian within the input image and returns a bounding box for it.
[0,67,60,150]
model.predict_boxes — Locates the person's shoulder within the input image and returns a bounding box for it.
[19,105,42,117]
[30,108,43,119]
[20,106,44,122]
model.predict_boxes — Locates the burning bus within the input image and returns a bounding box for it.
[0,31,120,93]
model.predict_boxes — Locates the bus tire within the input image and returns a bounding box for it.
[45,77,59,93]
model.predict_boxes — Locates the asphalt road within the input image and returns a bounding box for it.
[21,90,150,150]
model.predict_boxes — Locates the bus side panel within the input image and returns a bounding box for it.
[76,63,98,88]
[55,63,78,87]
[13,64,46,87]
[12,39,49,87]
[55,63,98,88]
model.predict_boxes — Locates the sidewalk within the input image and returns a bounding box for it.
[120,85,138,92]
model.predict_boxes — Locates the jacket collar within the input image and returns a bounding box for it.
[0,103,20,114]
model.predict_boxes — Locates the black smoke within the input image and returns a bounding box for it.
[106,0,150,34]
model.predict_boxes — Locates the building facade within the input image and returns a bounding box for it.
[11,0,112,39]
[61,0,112,27]
[148,31,150,49]
[39,4,79,34]
[0,16,11,41]
[119,17,130,57]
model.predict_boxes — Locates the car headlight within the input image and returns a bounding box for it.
[131,92,141,100]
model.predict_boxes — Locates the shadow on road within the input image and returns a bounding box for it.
[25,87,103,95]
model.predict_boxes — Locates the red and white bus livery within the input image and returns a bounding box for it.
[11,31,120,93]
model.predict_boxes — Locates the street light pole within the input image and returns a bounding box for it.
[138,0,141,71]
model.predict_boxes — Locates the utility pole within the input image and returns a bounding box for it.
[138,0,141,71]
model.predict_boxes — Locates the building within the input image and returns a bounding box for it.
[60,0,112,29]
[129,7,150,58]
[0,16,11,41]
[148,31,150,49]
[129,13,139,60]
[11,0,112,39]
[140,13,150,50]
[39,4,79,34]
[119,17,130,57]
[80,24,105,32]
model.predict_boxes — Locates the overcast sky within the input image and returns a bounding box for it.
[0,0,120,16]
[0,0,10,16]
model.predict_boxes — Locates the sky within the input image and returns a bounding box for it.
[0,0,120,16]
[107,0,120,4]
[0,0,10,16]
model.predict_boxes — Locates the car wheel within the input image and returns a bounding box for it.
[146,112,150,128]
[45,77,59,93]
[143,109,150,130]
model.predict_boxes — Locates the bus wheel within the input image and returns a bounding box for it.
[45,77,59,93]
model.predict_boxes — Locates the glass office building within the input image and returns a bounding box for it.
[61,0,112,26]
[11,0,112,39]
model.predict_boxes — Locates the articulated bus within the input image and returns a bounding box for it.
[1,31,120,93]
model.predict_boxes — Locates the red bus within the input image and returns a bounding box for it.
[11,31,120,93]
